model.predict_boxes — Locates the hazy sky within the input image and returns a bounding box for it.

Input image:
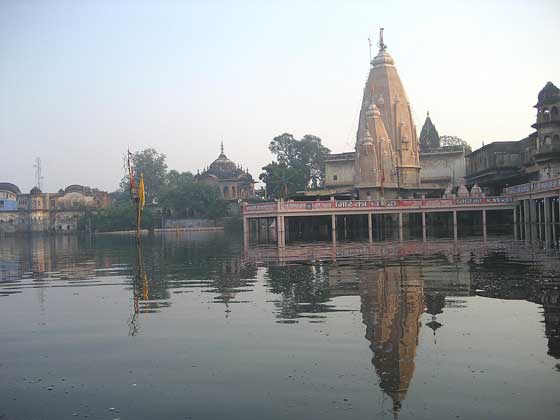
[1,0,559,192]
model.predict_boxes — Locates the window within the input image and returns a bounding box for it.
[333,175,338,181]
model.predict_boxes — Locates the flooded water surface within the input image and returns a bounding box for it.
[1,233,559,420]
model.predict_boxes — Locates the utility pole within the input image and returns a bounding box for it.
[34,157,44,189]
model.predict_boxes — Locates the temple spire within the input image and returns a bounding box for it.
[220,141,224,154]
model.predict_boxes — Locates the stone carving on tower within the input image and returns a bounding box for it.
[354,28,421,198]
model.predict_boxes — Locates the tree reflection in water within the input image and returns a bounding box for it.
[263,242,560,416]
[1,234,559,416]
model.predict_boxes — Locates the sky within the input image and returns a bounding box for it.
[1,0,559,193]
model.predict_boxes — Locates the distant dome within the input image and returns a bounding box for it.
[537,81,560,106]
[237,172,254,183]
[30,186,42,195]
[0,182,21,195]
[200,143,247,180]
[209,153,237,173]
[65,184,85,194]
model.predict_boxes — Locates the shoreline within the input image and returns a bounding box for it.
[95,227,224,235]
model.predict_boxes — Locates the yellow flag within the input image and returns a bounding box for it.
[138,173,146,210]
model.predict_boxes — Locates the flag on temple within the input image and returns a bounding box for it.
[138,173,145,210]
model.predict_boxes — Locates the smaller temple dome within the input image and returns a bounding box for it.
[237,172,254,183]
[536,81,560,106]
[0,182,21,194]
[366,102,381,118]
[419,111,441,151]
[30,186,42,195]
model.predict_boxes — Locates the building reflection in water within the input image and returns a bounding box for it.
[540,289,560,359]
[1,234,559,405]
[208,257,258,316]
[359,264,423,416]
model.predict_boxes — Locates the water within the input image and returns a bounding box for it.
[1,232,559,420]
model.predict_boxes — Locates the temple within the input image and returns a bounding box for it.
[196,142,256,200]
[322,29,423,199]
[418,112,469,190]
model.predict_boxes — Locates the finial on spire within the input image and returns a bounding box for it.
[378,27,386,51]
[427,110,430,117]
[220,141,224,154]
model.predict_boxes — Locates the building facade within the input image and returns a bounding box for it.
[0,182,20,211]
[466,81,560,195]
[0,183,111,234]
[418,113,469,191]
[196,143,256,201]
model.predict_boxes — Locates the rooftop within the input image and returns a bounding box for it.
[0,182,21,195]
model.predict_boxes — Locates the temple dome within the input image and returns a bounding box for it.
[237,172,253,183]
[198,143,255,182]
[208,152,237,175]
[536,81,560,106]
[30,186,42,195]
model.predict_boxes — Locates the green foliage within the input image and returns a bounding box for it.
[259,162,306,198]
[79,205,157,232]
[260,133,330,198]
[440,135,472,153]
[159,171,228,220]
[120,148,168,203]
[109,190,130,207]
[117,149,228,221]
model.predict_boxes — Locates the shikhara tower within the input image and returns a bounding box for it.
[354,29,420,198]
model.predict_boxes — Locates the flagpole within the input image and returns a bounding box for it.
[136,198,141,242]
[368,34,372,63]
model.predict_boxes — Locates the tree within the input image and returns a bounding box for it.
[259,162,305,199]
[440,135,472,153]
[261,133,330,198]
[120,148,168,204]
[159,172,228,220]
[79,205,156,232]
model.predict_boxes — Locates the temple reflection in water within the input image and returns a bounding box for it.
[1,233,559,415]
[359,264,423,414]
